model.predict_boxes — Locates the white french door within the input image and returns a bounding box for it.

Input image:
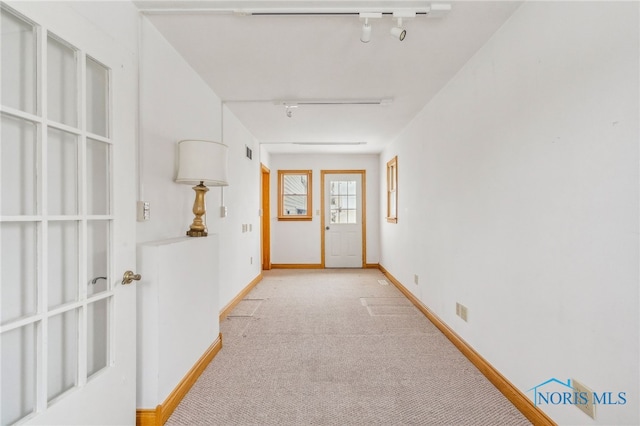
[0,2,137,425]
[322,171,365,268]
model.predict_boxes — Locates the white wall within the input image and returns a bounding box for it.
[218,105,262,308]
[269,154,380,265]
[137,17,222,243]
[137,236,218,408]
[380,2,638,425]
[136,15,262,409]
[259,144,271,170]
[137,19,262,310]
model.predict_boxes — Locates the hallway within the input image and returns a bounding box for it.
[166,269,530,425]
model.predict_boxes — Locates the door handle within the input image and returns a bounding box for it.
[325,226,330,230]
[122,270,142,285]
[90,276,107,285]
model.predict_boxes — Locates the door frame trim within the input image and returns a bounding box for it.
[261,164,271,270]
[320,170,366,268]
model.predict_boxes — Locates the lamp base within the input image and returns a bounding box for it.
[186,229,208,237]
[186,182,209,238]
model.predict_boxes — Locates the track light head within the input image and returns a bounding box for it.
[391,17,406,41]
[358,12,381,43]
[360,19,371,43]
[390,26,406,41]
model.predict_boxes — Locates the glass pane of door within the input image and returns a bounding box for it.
[1,222,38,324]
[1,324,37,425]
[48,309,78,402]
[0,7,36,114]
[47,35,77,127]
[86,138,110,215]
[1,114,37,216]
[86,57,108,137]
[48,128,78,215]
[330,180,357,224]
[87,220,109,296]
[87,299,109,377]
[48,221,79,308]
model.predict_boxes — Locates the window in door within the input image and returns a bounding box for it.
[330,180,357,224]
[1,6,113,424]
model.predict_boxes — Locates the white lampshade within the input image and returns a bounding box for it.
[175,139,229,186]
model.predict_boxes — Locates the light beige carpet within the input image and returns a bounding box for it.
[167,269,531,425]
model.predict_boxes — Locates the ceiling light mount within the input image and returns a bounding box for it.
[284,104,298,118]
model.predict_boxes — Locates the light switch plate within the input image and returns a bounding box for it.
[137,201,150,221]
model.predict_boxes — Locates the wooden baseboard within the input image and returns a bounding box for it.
[378,265,556,426]
[220,273,263,321]
[136,333,223,426]
[271,263,323,269]
[270,263,379,269]
[136,409,160,426]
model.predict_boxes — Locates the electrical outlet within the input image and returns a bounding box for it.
[414,274,419,285]
[572,379,596,419]
[460,305,468,322]
[456,302,468,321]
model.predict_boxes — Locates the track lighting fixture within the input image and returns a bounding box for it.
[275,98,392,119]
[359,12,381,43]
[356,11,416,43]
[390,17,407,41]
[285,104,298,118]
[361,18,372,43]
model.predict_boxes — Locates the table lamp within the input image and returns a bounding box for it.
[175,139,229,237]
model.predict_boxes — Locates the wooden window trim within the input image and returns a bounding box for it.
[278,170,313,221]
[386,156,398,223]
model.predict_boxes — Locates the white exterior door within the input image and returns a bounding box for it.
[323,172,364,268]
[1,2,137,425]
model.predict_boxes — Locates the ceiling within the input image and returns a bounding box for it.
[135,1,522,154]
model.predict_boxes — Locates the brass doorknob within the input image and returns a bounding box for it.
[122,270,142,285]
